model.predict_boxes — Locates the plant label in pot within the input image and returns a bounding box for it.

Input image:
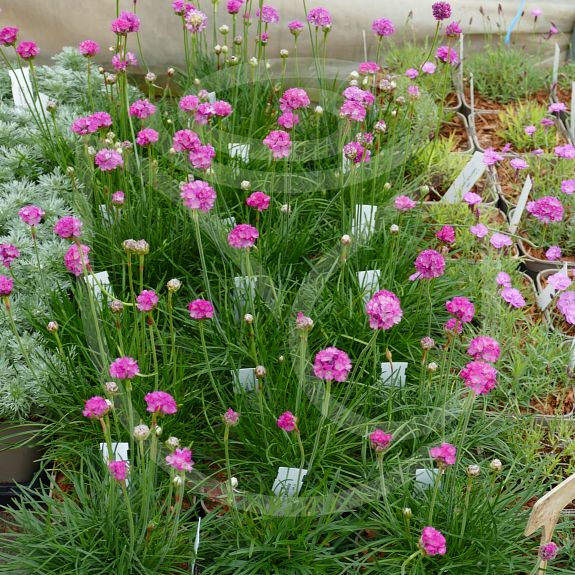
[441,151,485,204]
[228,143,250,164]
[509,176,532,234]
[272,466,308,497]
[208,91,216,104]
[232,368,257,392]
[415,467,439,489]
[233,275,257,312]
[85,270,113,305]
[353,204,377,239]
[357,270,380,300]
[380,362,408,388]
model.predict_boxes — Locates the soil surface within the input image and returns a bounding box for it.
[437,114,471,151]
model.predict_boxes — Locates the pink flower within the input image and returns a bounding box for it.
[366,290,403,330]
[111,11,141,34]
[410,250,445,280]
[223,408,240,426]
[228,224,259,248]
[561,179,575,195]
[0,244,20,269]
[557,292,575,324]
[256,5,280,23]
[277,411,298,432]
[79,40,100,57]
[460,360,497,395]
[432,2,452,20]
[422,61,436,74]
[467,336,501,363]
[339,100,367,122]
[405,68,419,79]
[227,0,244,15]
[445,297,475,323]
[194,102,214,125]
[313,347,352,382]
[343,86,375,105]
[436,225,455,245]
[531,8,543,18]
[246,191,271,212]
[539,542,558,561]
[296,312,314,331]
[501,287,526,308]
[71,117,93,135]
[548,272,572,292]
[343,141,370,164]
[0,275,14,296]
[19,205,44,227]
[526,196,563,224]
[263,130,292,159]
[490,233,512,249]
[278,112,299,130]
[89,112,112,131]
[279,88,310,112]
[109,356,139,379]
[525,125,537,136]
[189,144,216,170]
[369,429,393,452]
[430,442,456,467]
[307,7,332,27]
[463,192,482,207]
[445,21,462,37]
[549,103,567,114]
[444,318,463,334]
[129,99,156,119]
[483,148,504,166]
[179,95,200,113]
[166,447,194,471]
[108,460,129,481]
[112,191,125,206]
[172,130,201,153]
[136,290,158,312]
[394,195,416,211]
[112,52,138,71]
[180,180,217,212]
[16,41,39,60]
[495,272,512,288]
[555,144,575,159]
[358,61,381,75]
[510,158,528,171]
[420,527,447,556]
[546,246,562,261]
[54,216,82,239]
[0,27,18,47]
[187,299,214,320]
[541,117,555,129]
[407,85,421,99]
[145,390,177,415]
[468,223,487,238]
[82,396,111,419]
[436,45,458,64]
[95,149,123,171]
[213,100,233,117]
[372,18,395,37]
[185,9,208,33]
[136,128,159,147]
[64,243,90,276]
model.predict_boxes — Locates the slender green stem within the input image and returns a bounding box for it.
[199,320,225,407]
[401,550,421,575]
[427,468,443,524]
[223,424,235,507]
[295,430,306,495]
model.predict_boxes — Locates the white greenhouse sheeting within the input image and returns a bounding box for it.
[3,1,575,68]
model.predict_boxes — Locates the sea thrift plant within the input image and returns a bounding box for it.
[539,542,559,561]
[64,244,91,276]
[0,245,19,269]
[277,411,297,432]
[372,18,395,37]
[313,347,352,382]
[467,336,501,363]
[108,460,129,482]
[460,361,498,395]
[246,191,271,212]
[432,2,452,20]
[129,99,156,119]
[16,41,39,60]
[410,250,446,280]
[307,7,332,28]
[79,39,100,57]
[19,205,45,227]
[228,224,259,249]
[430,442,456,468]
[365,290,403,330]
[54,216,82,239]
[166,447,194,472]
[279,88,310,112]
[82,396,111,419]
[369,429,393,452]
[0,27,18,46]
[180,181,217,212]
[445,297,475,324]
[263,130,292,159]
[136,290,158,312]
[109,357,139,380]
[420,526,447,556]
[95,149,124,171]
[187,299,214,320]
[436,226,455,245]
[223,408,240,426]
[144,391,178,415]
[0,275,14,297]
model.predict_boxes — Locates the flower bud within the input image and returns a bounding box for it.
[167,278,182,293]
[167,67,175,77]
[219,24,229,34]
[490,458,502,472]
[240,180,251,191]
[249,57,258,67]
[66,166,75,176]
[280,49,289,58]
[166,436,180,450]
[145,72,157,83]
[233,35,243,45]
[109,299,124,314]
[314,105,324,115]
[122,239,138,253]
[155,426,163,437]
[221,45,229,54]
[341,234,352,246]
[134,240,150,256]
[254,365,266,379]
[104,381,119,395]
[281,204,291,214]
[390,224,399,234]
[244,313,254,324]
[467,464,480,477]
[214,44,222,54]
[173,475,184,487]
[402,507,413,518]
[278,355,285,363]
[230,477,238,489]
[427,362,438,372]
[350,70,359,80]
[47,321,59,333]
[420,336,435,350]
[349,79,358,87]
[134,424,151,441]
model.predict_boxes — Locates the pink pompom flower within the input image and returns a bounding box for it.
[313,347,352,382]
[82,396,111,419]
[16,41,40,60]
[436,45,458,64]
[343,86,375,105]
[129,99,156,119]
[539,542,559,561]
[526,197,564,224]
[422,61,437,74]
[54,216,82,239]
[189,144,216,170]
[288,20,305,35]
[340,100,367,122]
[136,290,158,312]
[546,246,562,261]
[95,149,124,171]
[436,225,455,245]
[490,233,512,249]
[172,130,201,153]
[469,223,488,238]
[307,7,332,28]
[501,287,526,308]
[223,408,240,426]
[369,429,393,452]
[180,181,217,212]
[460,360,497,395]
[467,336,501,363]
[263,130,292,159]
[358,61,381,75]
[257,5,280,24]
[444,318,463,334]
[64,243,91,276]
[108,460,129,481]
[366,290,403,330]
[0,275,14,297]
[0,244,20,269]
[166,447,194,471]
[246,191,271,212]
[280,88,311,112]
[213,100,233,117]
[179,95,200,113]
[548,271,572,292]
[228,224,259,249]
[410,250,445,281]
[109,356,139,379]
[136,128,159,147]
[227,0,244,15]
[187,299,214,320]
[445,21,462,37]
[394,195,416,211]
[111,11,141,34]
[432,2,452,20]
[145,391,177,415]
[495,272,512,288]
[430,442,456,467]
[557,292,575,324]
[420,526,447,556]
[445,297,474,323]
[0,27,18,47]
[185,9,208,33]
[79,40,100,57]
[19,205,45,227]
[277,411,298,432]
[112,191,125,206]
[372,18,395,37]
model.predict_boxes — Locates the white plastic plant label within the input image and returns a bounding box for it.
[228,143,250,163]
[357,270,380,298]
[380,362,408,388]
[272,466,308,497]
[569,338,575,369]
[233,275,256,302]
[415,468,439,489]
[232,368,257,392]
[352,204,377,239]
[207,91,216,103]
[441,151,485,204]
[552,43,561,88]
[8,68,50,110]
[509,176,532,234]
[537,284,556,312]
[221,216,236,228]
[85,271,113,304]
[191,517,201,573]
[99,204,112,223]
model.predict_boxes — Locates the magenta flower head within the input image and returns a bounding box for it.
[180,181,217,212]
[279,88,310,112]
[307,7,332,28]
[79,40,100,57]
[469,223,488,238]
[444,318,463,334]
[490,233,512,249]
[296,312,314,331]
[430,442,456,468]
[173,130,201,153]
[539,542,558,561]
[445,21,462,37]
[432,2,452,21]
[166,447,194,472]
[546,246,562,261]
[111,11,141,34]
[107,460,129,482]
[460,360,497,395]
[467,336,501,363]
[358,61,381,75]
[445,297,475,324]
[186,9,208,32]
[394,195,416,211]
[419,526,447,556]
[257,5,280,24]
[213,100,233,118]
[0,27,19,47]
[136,290,158,312]
[561,179,575,195]
[54,216,82,239]
[189,144,215,170]
[136,128,159,147]
[436,45,458,64]
[64,243,91,276]
[246,191,271,212]
[555,144,575,159]
[557,292,575,325]
[313,347,352,382]
[340,100,367,122]
[372,18,395,37]
[366,290,403,330]
[227,0,244,15]
[112,191,125,206]
[16,41,39,60]
[129,98,156,119]
[369,429,393,452]
[410,250,445,281]
[82,396,111,419]
[179,94,200,113]
[277,411,298,432]
[0,244,20,269]
[501,287,526,308]
[95,149,123,171]
[483,148,504,166]
[436,225,455,245]
[422,61,437,74]
[288,20,305,36]
[495,272,512,288]
[187,298,214,320]
[223,408,240,426]
[526,197,564,224]
[263,130,292,159]
[109,356,139,380]
[89,112,112,131]
[19,205,45,227]
[548,271,572,292]
[228,223,259,249]
[0,275,14,297]
[144,391,177,415]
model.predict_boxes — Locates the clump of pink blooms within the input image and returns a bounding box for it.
[470,223,488,238]
[95,149,124,171]
[313,347,352,382]
[257,5,280,24]
[555,144,575,159]
[490,233,512,249]
[526,197,564,224]
[109,356,139,380]
[228,224,259,248]
[372,18,395,37]
[420,526,447,556]
[54,216,82,239]
[277,411,298,432]
[444,318,463,334]
[432,2,452,20]
[0,244,19,269]
[557,292,575,324]
[136,128,159,147]
[436,45,458,64]
[223,408,240,426]
[467,336,501,363]
[19,205,44,227]
[410,250,445,280]
[188,299,214,320]
[136,290,158,312]
[548,272,572,292]
[366,290,403,330]
[112,52,138,71]
[343,141,370,164]
[0,27,19,47]
[129,99,156,119]
[539,542,559,561]
[445,21,462,37]
[112,191,125,206]
[460,360,497,395]
[145,391,178,415]
[436,225,455,245]
[369,429,393,452]
[108,460,129,482]
[0,275,14,297]
[279,88,310,112]
[546,246,562,261]
[430,442,456,467]
[263,130,292,159]
[111,11,140,34]
[288,20,305,35]
[561,179,575,195]
[483,148,504,166]
[82,396,111,419]
[79,39,100,57]
[16,41,39,60]
[246,192,270,212]
[445,297,475,324]
[307,7,332,28]
[173,130,201,152]
[185,9,208,33]
[394,195,416,211]
[64,244,91,276]
[71,112,113,135]
[501,287,526,308]
[166,447,194,471]
[189,144,216,169]
[180,181,217,212]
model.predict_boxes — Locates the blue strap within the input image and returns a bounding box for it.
[505,0,527,44]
